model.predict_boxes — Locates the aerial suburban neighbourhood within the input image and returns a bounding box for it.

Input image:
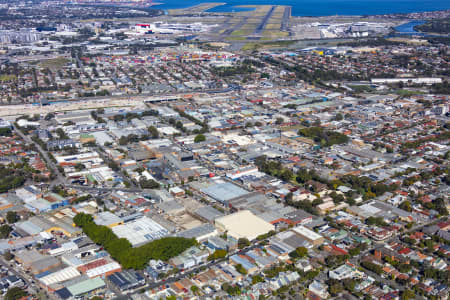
[0,0,448,300]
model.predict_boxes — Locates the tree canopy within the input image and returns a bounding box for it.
[0,224,12,239]
[73,213,196,269]
[6,211,18,224]
[194,134,206,143]
[4,287,27,300]
[298,126,349,147]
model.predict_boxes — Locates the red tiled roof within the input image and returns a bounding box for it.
[398,248,412,255]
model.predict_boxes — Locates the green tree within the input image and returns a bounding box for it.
[280,169,293,182]
[190,285,199,295]
[5,287,27,300]
[6,211,18,224]
[252,275,264,284]
[285,192,293,202]
[208,249,227,261]
[73,213,195,270]
[3,251,14,261]
[238,238,250,249]
[148,126,159,139]
[275,117,284,125]
[295,247,308,258]
[343,278,356,292]
[139,178,160,189]
[235,263,247,275]
[348,247,361,257]
[399,201,412,212]
[0,127,12,137]
[329,282,343,296]
[74,163,85,171]
[297,126,348,147]
[0,224,12,238]
[194,134,206,143]
[401,289,415,300]
[361,261,383,275]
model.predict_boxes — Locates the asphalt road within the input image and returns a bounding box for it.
[96,145,137,188]
[13,125,66,186]
[349,219,444,292]
[126,243,264,297]
[65,185,143,193]
[0,258,53,299]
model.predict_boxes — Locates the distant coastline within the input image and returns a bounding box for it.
[152,0,450,17]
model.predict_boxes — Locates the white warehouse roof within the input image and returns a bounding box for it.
[292,226,323,242]
[112,216,169,247]
[215,210,275,241]
[86,262,121,278]
[39,266,81,286]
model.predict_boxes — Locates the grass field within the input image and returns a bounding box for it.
[348,85,375,93]
[240,24,257,30]
[38,57,70,69]
[242,40,296,51]
[226,36,247,41]
[265,23,281,30]
[262,30,289,38]
[0,75,16,82]
[231,29,253,36]
[168,2,225,15]
[228,17,246,24]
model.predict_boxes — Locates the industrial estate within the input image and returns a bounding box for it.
[0,1,449,300]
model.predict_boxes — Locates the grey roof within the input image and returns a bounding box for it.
[437,230,450,241]
[0,241,11,254]
[207,236,231,249]
[201,182,249,203]
[16,220,42,235]
[129,149,152,161]
[94,212,122,226]
[15,249,44,265]
[31,256,61,272]
[423,225,440,235]
[281,234,311,249]
[176,224,216,240]
[16,216,80,236]
[194,206,225,222]
[283,209,313,222]
[156,200,184,213]
[258,211,282,223]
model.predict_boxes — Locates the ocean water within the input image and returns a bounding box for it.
[154,0,450,16]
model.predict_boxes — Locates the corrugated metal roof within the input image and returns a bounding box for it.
[39,267,81,286]
[201,182,249,203]
[86,262,121,278]
[67,277,105,296]
[16,220,42,235]
[195,206,224,222]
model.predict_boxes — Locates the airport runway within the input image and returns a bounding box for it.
[254,5,276,34]
[281,6,291,32]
